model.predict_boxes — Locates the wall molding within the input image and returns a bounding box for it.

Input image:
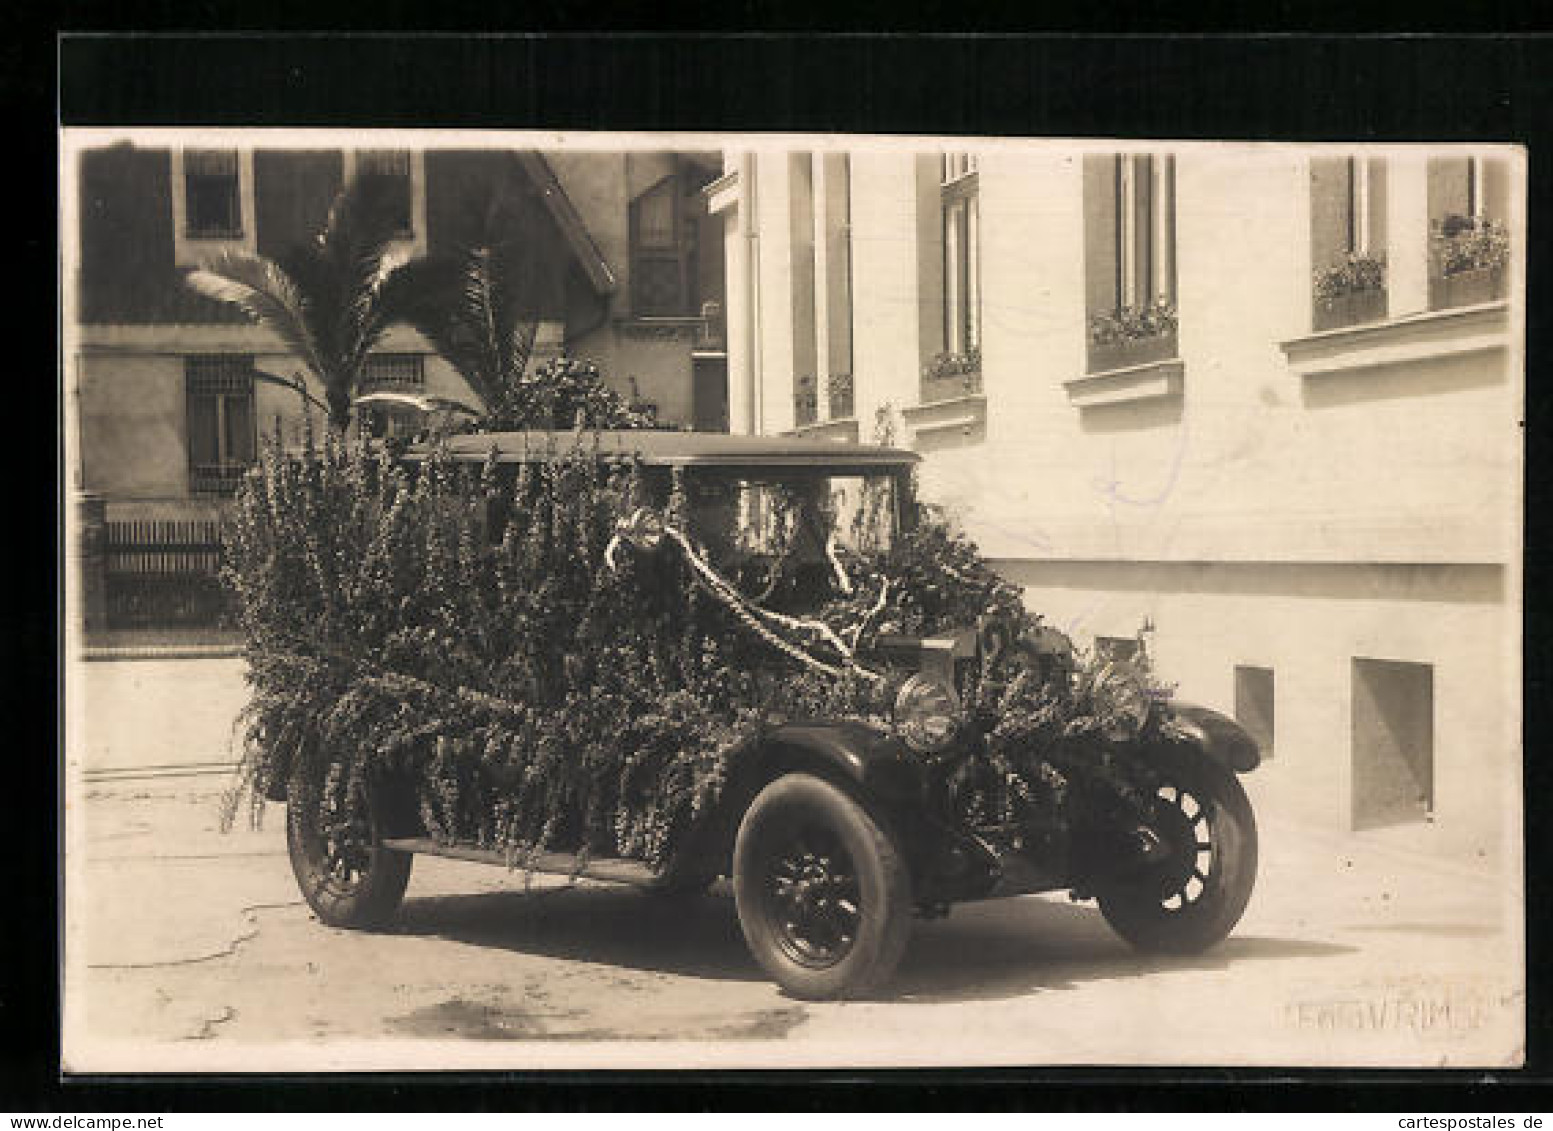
[1280,300,1510,380]
[901,392,986,439]
[788,417,860,443]
[1063,357,1184,408]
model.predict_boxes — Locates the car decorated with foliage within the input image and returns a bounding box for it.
[225,427,1259,1000]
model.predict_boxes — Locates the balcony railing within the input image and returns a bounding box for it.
[190,462,251,497]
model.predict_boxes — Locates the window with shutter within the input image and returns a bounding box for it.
[630,176,691,316]
[1310,157,1389,330]
[1426,156,1511,310]
[1083,154,1177,373]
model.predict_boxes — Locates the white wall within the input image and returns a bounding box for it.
[739,141,1521,849]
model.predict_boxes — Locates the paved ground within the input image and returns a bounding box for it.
[63,659,1524,1072]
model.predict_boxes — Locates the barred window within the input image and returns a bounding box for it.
[185,355,256,496]
[359,352,426,439]
[360,353,426,390]
[356,149,414,237]
[184,149,242,238]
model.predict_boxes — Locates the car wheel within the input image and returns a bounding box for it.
[733,773,912,1000]
[1098,752,1258,954]
[286,773,412,929]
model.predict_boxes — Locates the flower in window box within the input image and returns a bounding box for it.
[1313,253,1387,307]
[1087,298,1178,346]
[1311,253,1388,331]
[1085,300,1179,372]
[1432,214,1510,277]
[921,348,983,396]
[827,372,855,420]
[794,373,819,425]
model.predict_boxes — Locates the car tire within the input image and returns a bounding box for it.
[733,773,912,1000]
[1097,752,1258,954]
[286,774,412,930]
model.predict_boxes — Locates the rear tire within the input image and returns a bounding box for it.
[733,773,912,1000]
[286,774,412,929]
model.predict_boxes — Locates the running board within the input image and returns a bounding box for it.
[379,837,661,888]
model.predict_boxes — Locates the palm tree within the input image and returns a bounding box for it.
[185,175,409,433]
[386,230,656,432]
[380,235,542,426]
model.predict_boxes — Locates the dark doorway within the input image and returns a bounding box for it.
[692,357,729,433]
[1235,665,1275,760]
[1351,658,1434,830]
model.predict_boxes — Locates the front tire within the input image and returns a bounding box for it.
[286,773,412,929]
[733,773,912,1000]
[1098,753,1258,954]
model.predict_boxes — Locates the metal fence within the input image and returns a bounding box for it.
[103,519,231,628]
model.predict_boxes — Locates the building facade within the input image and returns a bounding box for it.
[708,144,1522,853]
[68,140,728,525]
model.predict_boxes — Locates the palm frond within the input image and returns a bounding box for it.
[460,247,508,404]
[378,256,499,408]
[185,255,324,378]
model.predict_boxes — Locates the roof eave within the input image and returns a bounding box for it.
[516,152,619,297]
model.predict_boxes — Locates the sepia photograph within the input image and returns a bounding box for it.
[59,126,1525,1073]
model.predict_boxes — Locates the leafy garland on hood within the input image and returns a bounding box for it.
[222,429,1174,873]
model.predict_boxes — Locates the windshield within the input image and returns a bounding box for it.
[684,472,901,610]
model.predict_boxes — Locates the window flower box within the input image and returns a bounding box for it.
[1428,264,1507,311]
[1313,286,1387,332]
[1313,253,1387,332]
[827,372,855,421]
[1086,331,1178,374]
[920,350,982,405]
[1086,300,1178,374]
[1428,215,1510,311]
[794,373,818,427]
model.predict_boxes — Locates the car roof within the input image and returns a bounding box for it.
[414,430,921,472]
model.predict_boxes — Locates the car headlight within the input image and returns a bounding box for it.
[893,673,963,754]
[1095,661,1151,740]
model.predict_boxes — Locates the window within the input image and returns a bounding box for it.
[829,155,855,419]
[359,353,428,439]
[940,153,980,360]
[790,156,819,426]
[360,352,426,391]
[183,150,243,238]
[631,175,692,316]
[1083,154,1177,372]
[186,355,256,496]
[1310,156,1388,330]
[1427,156,1510,310]
[356,149,415,237]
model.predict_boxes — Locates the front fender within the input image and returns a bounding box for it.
[756,720,926,803]
[1166,702,1262,773]
[676,720,998,902]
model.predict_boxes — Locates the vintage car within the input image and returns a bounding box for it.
[280,430,1260,1000]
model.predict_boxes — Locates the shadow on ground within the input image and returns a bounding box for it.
[392,884,1356,1004]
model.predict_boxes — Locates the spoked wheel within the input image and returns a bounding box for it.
[286,773,412,929]
[1098,753,1258,954]
[733,774,911,1000]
